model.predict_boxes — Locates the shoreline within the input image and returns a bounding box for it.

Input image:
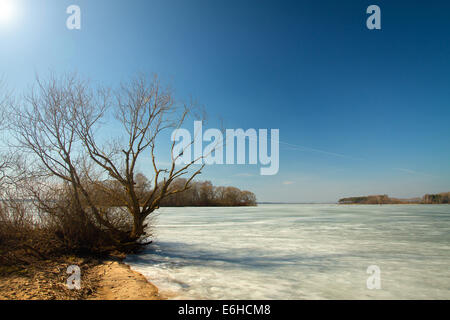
[338,203,450,205]
[89,260,163,300]
[0,257,164,300]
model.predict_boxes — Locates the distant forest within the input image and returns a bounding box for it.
[160,179,257,207]
[422,192,450,204]
[339,192,450,204]
[88,176,257,207]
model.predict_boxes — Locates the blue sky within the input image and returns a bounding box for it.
[1,0,449,202]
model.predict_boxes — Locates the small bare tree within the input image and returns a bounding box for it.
[13,73,204,250]
[0,77,13,188]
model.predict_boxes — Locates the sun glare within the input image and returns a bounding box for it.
[0,0,16,25]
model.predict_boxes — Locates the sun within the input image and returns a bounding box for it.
[0,0,16,25]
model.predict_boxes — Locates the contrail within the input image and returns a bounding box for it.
[278,140,365,161]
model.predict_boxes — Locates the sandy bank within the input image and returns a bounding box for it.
[0,258,163,300]
[89,261,162,300]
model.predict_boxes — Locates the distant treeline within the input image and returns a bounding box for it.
[160,179,257,207]
[339,195,398,204]
[88,177,257,207]
[339,192,450,204]
[422,192,450,204]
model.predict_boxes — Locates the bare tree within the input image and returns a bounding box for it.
[75,74,204,241]
[13,73,204,249]
[0,77,13,188]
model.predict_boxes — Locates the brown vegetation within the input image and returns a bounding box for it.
[88,178,257,207]
[160,179,256,206]
[422,192,450,204]
[339,193,450,204]
[338,195,404,204]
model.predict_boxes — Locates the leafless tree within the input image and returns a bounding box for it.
[0,77,13,188]
[12,72,204,249]
[75,74,205,240]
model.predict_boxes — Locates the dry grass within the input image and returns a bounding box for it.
[0,256,101,300]
[0,192,156,300]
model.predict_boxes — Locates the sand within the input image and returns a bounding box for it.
[89,261,162,300]
[0,259,163,300]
